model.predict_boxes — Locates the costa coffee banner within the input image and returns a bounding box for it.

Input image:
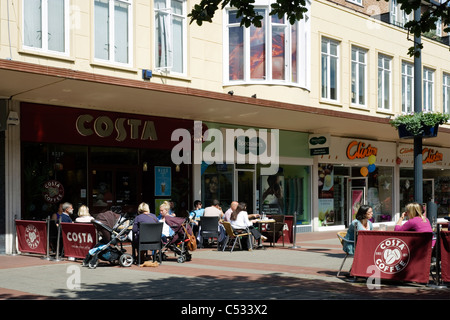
[440,231,450,282]
[351,231,432,283]
[61,223,96,259]
[16,220,47,255]
[21,102,193,149]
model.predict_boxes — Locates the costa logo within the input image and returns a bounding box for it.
[25,224,41,250]
[374,238,410,274]
[43,180,65,203]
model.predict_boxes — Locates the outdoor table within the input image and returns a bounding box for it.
[253,219,276,246]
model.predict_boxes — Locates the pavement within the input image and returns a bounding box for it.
[1,230,449,308]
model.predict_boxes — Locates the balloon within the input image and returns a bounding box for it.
[360,167,368,177]
[368,164,376,173]
[368,155,376,165]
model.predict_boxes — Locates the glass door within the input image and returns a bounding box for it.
[347,177,367,226]
[91,167,139,215]
[234,168,256,215]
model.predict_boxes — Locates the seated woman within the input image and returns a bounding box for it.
[395,202,434,247]
[132,202,159,261]
[229,202,263,249]
[343,205,373,255]
[75,205,93,223]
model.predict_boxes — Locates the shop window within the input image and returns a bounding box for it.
[22,143,88,220]
[202,165,233,209]
[319,164,393,226]
[400,168,450,218]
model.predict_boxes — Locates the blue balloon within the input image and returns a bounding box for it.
[368,164,376,173]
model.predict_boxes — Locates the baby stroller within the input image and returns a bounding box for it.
[82,209,135,269]
[161,215,195,263]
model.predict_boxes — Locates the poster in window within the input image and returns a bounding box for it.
[155,166,171,197]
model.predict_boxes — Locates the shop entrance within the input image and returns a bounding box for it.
[234,167,256,215]
[346,177,367,226]
[91,167,140,215]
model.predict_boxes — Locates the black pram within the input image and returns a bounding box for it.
[82,209,135,269]
[161,215,195,263]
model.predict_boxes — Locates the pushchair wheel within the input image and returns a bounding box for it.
[88,261,98,269]
[119,253,133,267]
[177,255,185,263]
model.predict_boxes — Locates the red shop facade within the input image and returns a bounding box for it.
[20,102,193,220]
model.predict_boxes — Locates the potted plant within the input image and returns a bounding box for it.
[390,112,450,139]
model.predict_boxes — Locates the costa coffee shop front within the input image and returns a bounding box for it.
[20,102,193,220]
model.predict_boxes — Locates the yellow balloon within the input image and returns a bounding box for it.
[368,155,376,165]
[360,167,368,177]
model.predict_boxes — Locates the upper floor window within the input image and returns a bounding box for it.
[351,46,367,106]
[154,0,187,75]
[347,0,362,6]
[444,73,450,114]
[423,68,434,112]
[225,2,310,87]
[378,54,392,111]
[390,0,412,28]
[401,61,414,113]
[94,0,132,65]
[321,37,339,101]
[23,0,70,55]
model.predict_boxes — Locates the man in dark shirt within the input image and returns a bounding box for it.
[60,202,74,223]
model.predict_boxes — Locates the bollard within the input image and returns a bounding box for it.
[55,216,63,261]
[290,212,300,249]
[41,217,54,261]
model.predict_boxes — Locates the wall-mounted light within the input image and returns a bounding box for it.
[143,162,148,172]
[176,164,180,172]
[228,90,234,96]
[251,94,257,98]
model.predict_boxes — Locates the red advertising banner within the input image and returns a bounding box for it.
[440,231,450,282]
[61,223,97,259]
[351,231,433,283]
[15,220,47,255]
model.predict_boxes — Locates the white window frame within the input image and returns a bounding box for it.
[377,54,392,111]
[94,0,133,66]
[423,68,434,112]
[444,73,450,114]
[223,0,311,88]
[22,0,70,56]
[154,0,187,75]
[321,37,340,102]
[347,0,363,6]
[401,61,414,113]
[351,46,367,107]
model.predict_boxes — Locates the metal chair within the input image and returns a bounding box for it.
[221,221,252,252]
[199,216,219,249]
[137,222,164,265]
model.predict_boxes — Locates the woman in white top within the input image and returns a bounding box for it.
[229,202,263,248]
[75,205,93,223]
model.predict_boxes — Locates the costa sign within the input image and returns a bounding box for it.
[76,114,158,141]
[21,103,192,149]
